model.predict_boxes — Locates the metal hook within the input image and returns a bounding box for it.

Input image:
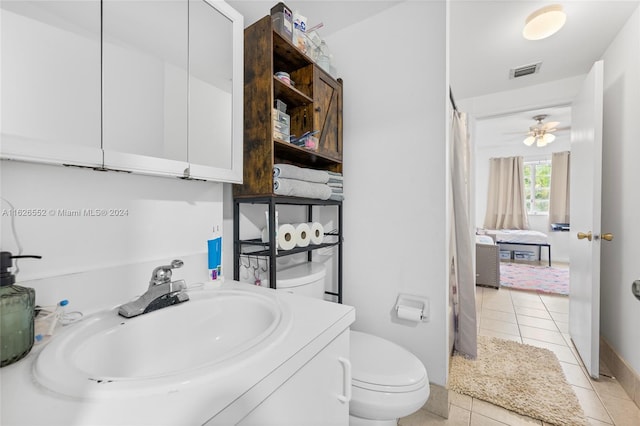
[253,256,263,286]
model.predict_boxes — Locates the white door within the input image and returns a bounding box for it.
[569,60,605,379]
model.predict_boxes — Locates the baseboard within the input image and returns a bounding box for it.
[600,336,640,409]
[423,383,449,419]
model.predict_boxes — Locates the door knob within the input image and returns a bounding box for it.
[577,231,592,241]
[601,233,614,241]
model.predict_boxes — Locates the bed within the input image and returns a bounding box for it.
[483,229,551,266]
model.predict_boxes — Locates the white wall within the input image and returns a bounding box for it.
[1,160,222,315]
[459,75,585,119]
[600,5,640,375]
[325,1,449,386]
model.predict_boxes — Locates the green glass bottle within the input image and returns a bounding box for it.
[0,252,40,367]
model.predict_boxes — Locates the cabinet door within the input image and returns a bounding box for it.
[237,330,350,426]
[1,0,102,167]
[187,0,243,183]
[101,0,242,182]
[314,68,343,162]
[102,0,190,177]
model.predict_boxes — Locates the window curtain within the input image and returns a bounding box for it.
[549,151,571,225]
[483,156,529,230]
[450,108,477,359]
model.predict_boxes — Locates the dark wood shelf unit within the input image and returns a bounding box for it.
[234,15,343,198]
[273,77,313,106]
[273,139,341,167]
[233,15,344,303]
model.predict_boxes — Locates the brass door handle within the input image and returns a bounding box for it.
[601,233,614,241]
[577,231,592,241]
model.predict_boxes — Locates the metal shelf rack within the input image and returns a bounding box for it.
[233,195,343,303]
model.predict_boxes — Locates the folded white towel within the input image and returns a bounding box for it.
[273,178,332,200]
[273,164,329,183]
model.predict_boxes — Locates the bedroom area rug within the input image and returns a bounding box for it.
[500,262,569,295]
[449,336,587,426]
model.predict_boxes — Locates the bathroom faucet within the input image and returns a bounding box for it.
[118,259,189,318]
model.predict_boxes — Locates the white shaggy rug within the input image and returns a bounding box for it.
[449,336,587,426]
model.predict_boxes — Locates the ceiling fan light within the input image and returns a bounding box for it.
[523,4,567,41]
[536,138,547,147]
[542,133,556,144]
[523,136,536,146]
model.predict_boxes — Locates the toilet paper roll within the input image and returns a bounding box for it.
[396,306,423,322]
[261,224,296,250]
[291,223,311,247]
[307,222,324,245]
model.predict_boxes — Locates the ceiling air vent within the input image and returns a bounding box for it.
[510,62,542,79]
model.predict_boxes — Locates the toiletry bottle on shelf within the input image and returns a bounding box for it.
[208,226,222,281]
[317,41,330,72]
[0,251,41,367]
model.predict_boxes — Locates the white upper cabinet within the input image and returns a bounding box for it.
[1,0,243,184]
[1,0,103,167]
[187,0,243,182]
[102,0,190,177]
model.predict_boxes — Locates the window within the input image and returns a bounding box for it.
[523,160,551,214]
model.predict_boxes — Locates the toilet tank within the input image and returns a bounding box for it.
[264,262,326,300]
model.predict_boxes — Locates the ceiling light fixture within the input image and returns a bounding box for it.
[523,4,567,40]
[523,115,559,147]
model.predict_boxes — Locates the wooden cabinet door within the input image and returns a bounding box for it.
[314,68,343,162]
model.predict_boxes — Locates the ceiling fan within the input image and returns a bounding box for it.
[523,114,561,147]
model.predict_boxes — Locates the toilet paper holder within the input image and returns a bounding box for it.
[394,294,429,322]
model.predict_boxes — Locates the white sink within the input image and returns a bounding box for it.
[33,287,291,398]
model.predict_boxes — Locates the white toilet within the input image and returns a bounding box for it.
[273,262,430,425]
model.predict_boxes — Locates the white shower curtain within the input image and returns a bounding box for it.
[450,108,477,359]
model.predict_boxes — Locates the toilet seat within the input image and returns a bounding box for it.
[350,331,427,393]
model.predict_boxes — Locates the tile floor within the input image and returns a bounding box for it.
[400,266,640,426]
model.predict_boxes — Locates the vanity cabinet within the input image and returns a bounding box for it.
[237,329,350,425]
[0,281,355,426]
[234,15,343,197]
[1,0,243,184]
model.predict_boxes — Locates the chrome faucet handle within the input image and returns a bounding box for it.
[149,259,184,287]
[119,260,188,318]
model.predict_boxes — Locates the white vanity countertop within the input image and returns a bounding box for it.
[0,281,355,425]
